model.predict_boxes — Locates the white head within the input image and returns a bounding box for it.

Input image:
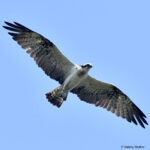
[80,63,92,71]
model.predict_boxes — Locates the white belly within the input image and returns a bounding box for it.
[63,67,87,91]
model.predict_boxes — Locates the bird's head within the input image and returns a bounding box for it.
[80,63,92,71]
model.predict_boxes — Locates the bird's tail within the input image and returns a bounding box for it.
[45,86,68,108]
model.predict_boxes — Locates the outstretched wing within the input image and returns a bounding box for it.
[3,22,74,84]
[71,76,148,128]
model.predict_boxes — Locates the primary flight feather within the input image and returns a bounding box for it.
[3,21,148,128]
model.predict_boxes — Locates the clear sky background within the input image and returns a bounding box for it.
[0,0,150,150]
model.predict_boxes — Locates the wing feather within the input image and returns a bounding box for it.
[71,76,148,128]
[3,21,74,84]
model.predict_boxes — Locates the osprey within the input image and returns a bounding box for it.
[3,21,148,128]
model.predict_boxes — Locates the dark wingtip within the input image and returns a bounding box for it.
[133,103,146,118]
[4,21,9,24]
[8,32,17,36]
[13,21,32,31]
[141,123,145,128]
[3,21,32,32]
[3,26,20,32]
[4,21,11,25]
[131,116,138,125]
[131,103,148,128]
[3,25,7,29]
[14,21,20,25]
[140,116,148,125]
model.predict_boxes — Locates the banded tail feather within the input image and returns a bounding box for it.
[46,86,68,108]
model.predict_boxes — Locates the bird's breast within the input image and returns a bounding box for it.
[63,68,87,91]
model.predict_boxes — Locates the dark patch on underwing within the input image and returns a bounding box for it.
[40,37,54,47]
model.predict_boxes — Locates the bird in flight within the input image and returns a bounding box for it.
[3,21,148,128]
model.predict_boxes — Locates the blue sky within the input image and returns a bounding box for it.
[0,0,150,150]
